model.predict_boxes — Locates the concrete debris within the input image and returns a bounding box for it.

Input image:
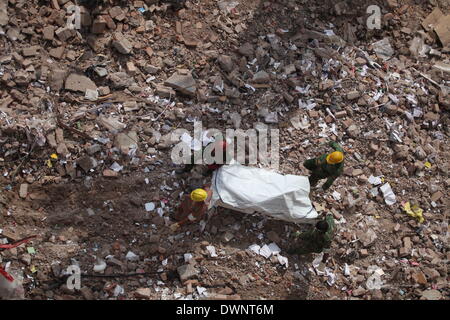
[372,38,394,61]
[421,290,442,300]
[114,131,138,154]
[0,0,447,302]
[65,74,97,93]
[97,116,126,132]
[177,264,199,282]
[252,70,271,84]
[19,184,28,199]
[76,156,98,172]
[0,0,8,26]
[422,8,450,47]
[164,73,197,96]
[134,288,152,299]
[112,32,133,54]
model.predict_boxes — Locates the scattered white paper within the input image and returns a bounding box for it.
[85,89,99,101]
[312,252,325,275]
[368,175,382,185]
[145,202,155,211]
[366,266,384,291]
[110,162,123,172]
[332,191,341,201]
[113,285,124,297]
[268,243,281,255]
[325,268,336,286]
[259,245,272,258]
[181,132,202,151]
[344,263,350,276]
[196,286,207,296]
[277,255,289,267]
[369,187,379,197]
[248,244,261,254]
[264,112,278,124]
[125,251,139,261]
[93,259,106,272]
[173,293,182,299]
[206,245,218,258]
[380,183,396,205]
[295,85,311,94]
[366,273,383,290]
[184,253,193,262]
[298,99,316,110]
[202,130,216,147]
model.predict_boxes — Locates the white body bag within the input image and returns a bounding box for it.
[210,164,319,224]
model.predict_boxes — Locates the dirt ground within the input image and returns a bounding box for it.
[0,0,448,300]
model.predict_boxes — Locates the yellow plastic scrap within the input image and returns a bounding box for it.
[424,162,432,169]
[46,159,53,168]
[50,153,58,160]
[402,202,424,224]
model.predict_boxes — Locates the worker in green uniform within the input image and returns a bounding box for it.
[289,215,335,255]
[303,141,344,190]
[175,139,230,175]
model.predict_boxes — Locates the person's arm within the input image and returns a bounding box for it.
[322,174,338,190]
[297,229,315,241]
[171,209,199,230]
[303,158,317,170]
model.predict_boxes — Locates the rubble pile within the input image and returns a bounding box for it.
[0,0,448,300]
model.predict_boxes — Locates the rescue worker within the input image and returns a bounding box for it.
[303,141,344,190]
[175,139,230,175]
[171,188,211,230]
[288,215,335,255]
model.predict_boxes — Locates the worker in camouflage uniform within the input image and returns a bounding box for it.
[289,215,335,255]
[171,188,212,231]
[304,141,344,190]
[176,139,230,175]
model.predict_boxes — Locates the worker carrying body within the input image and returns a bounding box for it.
[176,139,230,175]
[288,215,335,255]
[171,188,212,230]
[303,141,344,190]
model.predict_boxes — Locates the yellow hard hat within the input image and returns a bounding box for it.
[326,151,344,164]
[190,188,208,202]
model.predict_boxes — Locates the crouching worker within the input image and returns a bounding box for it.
[171,188,212,231]
[288,215,335,256]
[304,141,344,190]
[175,139,230,175]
